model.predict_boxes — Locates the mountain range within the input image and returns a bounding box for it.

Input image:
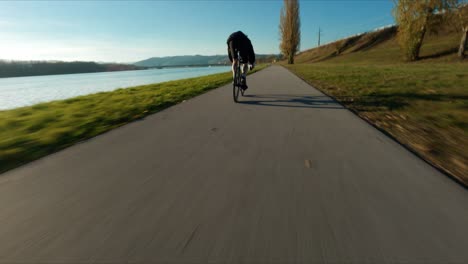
[134,54,280,67]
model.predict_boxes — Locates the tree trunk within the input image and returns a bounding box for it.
[458,26,468,59]
[412,25,427,61]
[288,54,294,64]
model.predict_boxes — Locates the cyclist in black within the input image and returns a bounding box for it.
[227,31,255,90]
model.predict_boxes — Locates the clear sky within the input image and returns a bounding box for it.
[0,0,395,63]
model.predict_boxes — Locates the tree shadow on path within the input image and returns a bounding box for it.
[238,94,343,109]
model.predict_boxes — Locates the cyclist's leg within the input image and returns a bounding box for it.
[241,63,248,77]
[239,50,248,79]
[240,63,248,89]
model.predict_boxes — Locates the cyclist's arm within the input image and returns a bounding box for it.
[246,39,255,64]
[228,49,234,63]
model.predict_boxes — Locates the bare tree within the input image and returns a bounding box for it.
[393,0,456,61]
[455,1,468,58]
[279,0,301,64]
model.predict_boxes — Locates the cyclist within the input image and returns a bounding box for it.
[226,31,255,90]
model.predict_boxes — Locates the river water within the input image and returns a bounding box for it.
[0,66,231,110]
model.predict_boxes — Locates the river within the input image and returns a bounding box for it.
[0,66,231,110]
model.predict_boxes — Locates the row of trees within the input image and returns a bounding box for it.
[394,0,468,61]
[278,0,468,64]
[0,61,145,78]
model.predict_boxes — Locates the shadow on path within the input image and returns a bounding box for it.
[239,94,343,109]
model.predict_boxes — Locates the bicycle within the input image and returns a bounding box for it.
[233,52,246,103]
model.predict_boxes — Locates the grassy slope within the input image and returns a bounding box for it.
[286,26,468,185]
[0,65,267,173]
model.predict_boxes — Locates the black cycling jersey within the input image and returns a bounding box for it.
[227,31,255,64]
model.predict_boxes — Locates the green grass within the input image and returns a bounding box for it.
[286,63,468,185]
[0,65,268,173]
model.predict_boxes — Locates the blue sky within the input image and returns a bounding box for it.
[0,0,395,62]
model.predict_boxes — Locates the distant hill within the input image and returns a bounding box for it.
[0,60,146,78]
[293,7,466,65]
[134,54,280,67]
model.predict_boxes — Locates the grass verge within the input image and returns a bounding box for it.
[286,63,468,186]
[0,64,268,173]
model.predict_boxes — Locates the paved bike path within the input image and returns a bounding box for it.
[1,65,467,263]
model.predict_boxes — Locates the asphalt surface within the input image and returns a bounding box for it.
[1,65,467,264]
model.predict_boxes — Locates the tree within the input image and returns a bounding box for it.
[393,0,456,61]
[454,1,468,58]
[279,0,301,64]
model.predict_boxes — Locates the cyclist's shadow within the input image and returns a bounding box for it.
[239,94,343,109]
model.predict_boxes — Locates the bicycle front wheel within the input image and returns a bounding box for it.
[233,66,241,102]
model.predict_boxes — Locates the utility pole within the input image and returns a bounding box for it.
[318,27,322,47]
